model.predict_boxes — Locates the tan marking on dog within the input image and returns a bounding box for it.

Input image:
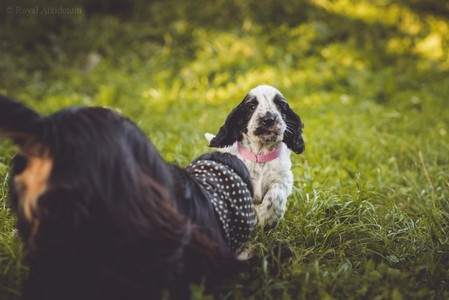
[14,155,53,222]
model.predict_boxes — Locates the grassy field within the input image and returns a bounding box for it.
[1,0,449,299]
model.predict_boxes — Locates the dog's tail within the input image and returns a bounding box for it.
[204,132,215,143]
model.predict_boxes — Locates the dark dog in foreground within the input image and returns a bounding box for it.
[0,96,255,299]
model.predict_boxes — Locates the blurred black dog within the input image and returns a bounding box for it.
[0,96,255,300]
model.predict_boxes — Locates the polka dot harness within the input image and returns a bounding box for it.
[187,160,256,251]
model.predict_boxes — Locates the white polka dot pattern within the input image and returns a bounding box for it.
[187,160,256,251]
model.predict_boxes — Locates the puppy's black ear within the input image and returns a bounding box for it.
[283,104,305,154]
[209,101,246,148]
[0,95,41,147]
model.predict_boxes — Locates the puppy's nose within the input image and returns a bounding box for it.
[261,114,276,126]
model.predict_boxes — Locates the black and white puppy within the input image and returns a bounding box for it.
[206,85,304,228]
[0,96,255,300]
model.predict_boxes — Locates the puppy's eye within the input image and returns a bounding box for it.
[12,155,28,175]
[246,102,257,111]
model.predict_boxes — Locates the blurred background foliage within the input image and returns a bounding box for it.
[1,0,448,150]
[0,0,449,299]
[1,0,449,103]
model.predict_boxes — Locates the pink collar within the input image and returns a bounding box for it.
[237,142,283,163]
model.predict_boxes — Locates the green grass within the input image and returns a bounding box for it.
[1,0,449,299]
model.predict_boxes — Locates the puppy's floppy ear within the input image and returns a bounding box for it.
[283,104,305,154]
[209,101,246,148]
[0,95,41,147]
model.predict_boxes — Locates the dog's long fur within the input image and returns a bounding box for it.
[0,96,254,300]
[208,85,304,228]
